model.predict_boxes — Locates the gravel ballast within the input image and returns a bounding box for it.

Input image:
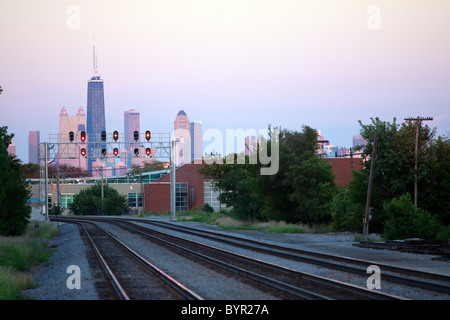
[20,223,100,300]
[20,217,450,300]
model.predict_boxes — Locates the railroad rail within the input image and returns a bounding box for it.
[134,218,450,295]
[61,218,203,300]
[112,219,404,300]
[53,216,404,300]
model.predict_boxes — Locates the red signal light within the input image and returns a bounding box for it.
[146,148,151,156]
[113,148,118,156]
[81,148,86,157]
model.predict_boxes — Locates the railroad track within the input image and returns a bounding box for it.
[130,218,450,295]
[64,218,203,300]
[53,216,404,300]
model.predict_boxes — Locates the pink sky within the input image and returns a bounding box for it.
[1,0,449,161]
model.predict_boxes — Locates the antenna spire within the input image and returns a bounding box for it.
[92,35,98,77]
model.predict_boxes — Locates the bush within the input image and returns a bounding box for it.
[331,188,363,232]
[383,193,443,240]
[69,184,129,216]
[203,203,215,213]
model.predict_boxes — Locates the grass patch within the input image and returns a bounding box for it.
[0,222,59,300]
[173,211,333,234]
[0,266,36,300]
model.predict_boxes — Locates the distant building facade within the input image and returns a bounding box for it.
[190,121,202,162]
[244,136,259,156]
[58,107,87,170]
[7,139,16,157]
[124,109,140,168]
[174,110,191,166]
[28,131,40,164]
[352,134,368,150]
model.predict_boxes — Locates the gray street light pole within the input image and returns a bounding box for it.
[171,138,180,222]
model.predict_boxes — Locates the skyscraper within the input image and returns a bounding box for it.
[7,139,16,157]
[190,121,202,162]
[28,131,40,164]
[244,136,259,156]
[86,41,106,174]
[352,134,368,150]
[124,109,140,168]
[57,107,87,169]
[174,110,191,166]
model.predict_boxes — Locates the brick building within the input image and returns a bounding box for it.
[144,157,362,213]
[324,158,363,186]
[144,162,207,213]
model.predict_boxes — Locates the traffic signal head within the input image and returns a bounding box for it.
[81,148,86,157]
[146,148,151,156]
[134,131,139,142]
[145,130,151,141]
[69,131,74,142]
[80,131,86,141]
[102,148,107,157]
[101,131,106,141]
[113,130,119,141]
[134,148,139,156]
[113,148,118,156]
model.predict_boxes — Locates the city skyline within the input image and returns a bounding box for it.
[1,1,449,163]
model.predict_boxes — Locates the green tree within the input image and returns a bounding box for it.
[201,125,337,224]
[421,136,450,225]
[383,193,442,240]
[331,187,362,232]
[258,126,336,224]
[285,155,336,224]
[0,126,32,236]
[200,153,263,221]
[347,117,437,233]
[69,184,129,216]
[130,161,167,174]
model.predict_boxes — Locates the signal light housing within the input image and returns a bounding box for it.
[69,131,74,142]
[81,148,86,157]
[102,148,107,157]
[146,148,151,156]
[134,131,139,142]
[145,130,151,141]
[113,148,119,156]
[113,131,119,141]
[101,131,106,141]
[80,131,86,141]
[134,148,139,156]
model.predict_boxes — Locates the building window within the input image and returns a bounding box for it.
[128,193,143,207]
[60,194,74,208]
[190,186,195,204]
[176,182,188,211]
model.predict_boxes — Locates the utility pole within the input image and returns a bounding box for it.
[318,140,329,159]
[139,172,144,215]
[101,166,104,213]
[170,138,179,222]
[404,116,433,208]
[363,129,377,240]
[56,166,61,212]
[335,147,362,171]
[44,142,49,221]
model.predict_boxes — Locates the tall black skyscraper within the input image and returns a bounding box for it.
[86,41,106,174]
